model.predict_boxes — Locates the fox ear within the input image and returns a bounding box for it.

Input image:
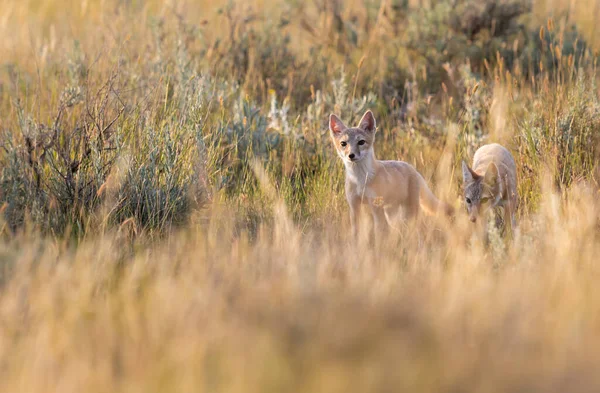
[484,162,500,189]
[357,110,376,133]
[462,161,474,183]
[329,114,346,136]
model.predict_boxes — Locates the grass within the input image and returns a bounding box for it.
[1,0,600,391]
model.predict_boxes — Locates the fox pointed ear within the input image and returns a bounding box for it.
[357,110,376,133]
[484,162,500,190]
[329,114,346,136]
[462,161,474,183]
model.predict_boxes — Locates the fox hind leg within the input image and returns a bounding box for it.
[503,197,518,238]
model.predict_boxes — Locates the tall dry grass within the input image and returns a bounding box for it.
[1,0,600,392]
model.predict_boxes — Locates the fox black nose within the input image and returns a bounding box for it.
[470,216,477,223]
[348,153,355,159]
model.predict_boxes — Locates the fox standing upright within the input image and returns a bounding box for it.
[329,110,453,235]
[462,143,518,232]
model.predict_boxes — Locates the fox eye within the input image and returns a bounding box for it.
[358,140,366,146]
[481,197,489,204]
[466,198,472,205]
[340,141,347,147]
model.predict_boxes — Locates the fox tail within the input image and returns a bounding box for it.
[417,174,454,217]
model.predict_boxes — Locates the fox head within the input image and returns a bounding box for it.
[462,161,502,223]
[329,110,376,164]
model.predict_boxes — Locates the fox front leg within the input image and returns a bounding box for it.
[370,204,389,233]
[370,203,391,250]
[348,196,362,238]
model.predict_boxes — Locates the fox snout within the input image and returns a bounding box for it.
[468,206,479,223]
[345,149,361,162]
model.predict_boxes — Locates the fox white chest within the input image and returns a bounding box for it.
[344,161,376,200]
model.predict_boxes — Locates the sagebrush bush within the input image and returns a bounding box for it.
[520,71,600,192]
[406,0,529,91]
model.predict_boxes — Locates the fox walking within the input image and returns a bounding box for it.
[329,110,453,235]
[462,143,518,233]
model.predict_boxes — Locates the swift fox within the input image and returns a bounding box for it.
[329,110,453,234]
[462,143,518,231]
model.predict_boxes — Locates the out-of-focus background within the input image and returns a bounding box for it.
[1,1,600,392]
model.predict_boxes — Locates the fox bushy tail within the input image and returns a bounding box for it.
[417,174,454,217]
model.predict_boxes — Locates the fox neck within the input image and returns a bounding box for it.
[344,149,377,186]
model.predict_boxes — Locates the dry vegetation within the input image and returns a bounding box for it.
[1,0,600,391]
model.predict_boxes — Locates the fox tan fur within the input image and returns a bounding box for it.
[462,143,518,232]
[329,110,454,235]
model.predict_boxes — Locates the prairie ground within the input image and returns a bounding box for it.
[1,0,600,392]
